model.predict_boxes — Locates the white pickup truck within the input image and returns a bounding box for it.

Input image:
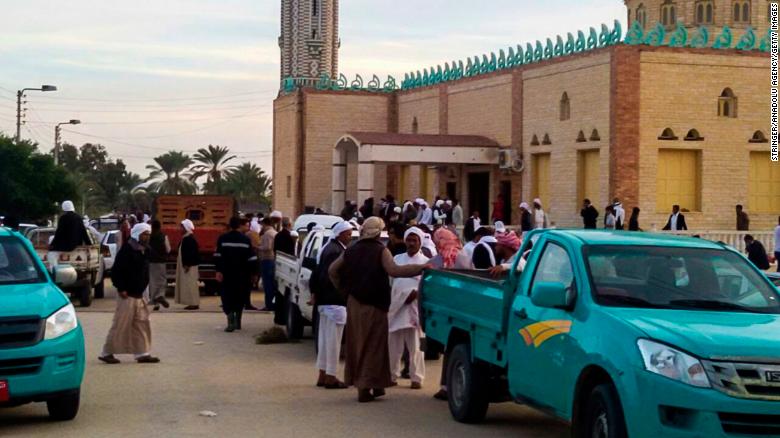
[26,227,104,307]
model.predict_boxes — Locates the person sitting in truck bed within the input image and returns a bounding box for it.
[274,217,295,256]
[50,200,92,252]
[472,227,498,270]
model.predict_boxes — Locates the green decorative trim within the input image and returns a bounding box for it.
[644,22,665,46]
[625,20,644,45]
[367,74,381,91]
[760,28,772,52]
[713,26,733,49]
[576,30,586,52]
[587,27,598,49]
[668,22,688,47]
[525,43,534,64]
[736,26,756,50]
[690,26,709,48]
[350,74,364,90]
[565,33,576,54]
[534,41,544,61]
[555,35,565,57]
[544,38,554,58]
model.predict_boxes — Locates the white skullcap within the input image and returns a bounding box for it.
[446,200,453,205]
[415,198,425,205]
[181,219,195,233]
[62,200,75,212]
[250,218,261,233]
[130,223,151,241]
[435,200,444,207]
[270,210,283,219]
[290,231,299,238]
[394,206,402,214]
[494,221,506,233]
[519,202,529,210]
[142,214,150,223]
[404,226,425,242]
[332,221,353,236]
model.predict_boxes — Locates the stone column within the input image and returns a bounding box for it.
[357,161,375,205]
[331,148,346,213]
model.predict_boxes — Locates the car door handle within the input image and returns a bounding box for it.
[514,308,528,320]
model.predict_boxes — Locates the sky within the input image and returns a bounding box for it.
[0,0,627,178]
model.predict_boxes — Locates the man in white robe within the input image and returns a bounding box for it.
[388,227,429,389]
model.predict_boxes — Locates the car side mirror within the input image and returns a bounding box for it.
[531,281,575,310]
[302,257,317,271]
[53,265,77,287]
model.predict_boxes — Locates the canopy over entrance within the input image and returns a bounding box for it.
[332,131,501,211]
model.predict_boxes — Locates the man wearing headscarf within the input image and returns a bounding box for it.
[175,219,201,310]
[421,233,438,258]
[463,210,481,242]
[311,221,353,389]
[387,227,429,390]
[533,198,548,229]
[49,200,93,268]
[99,223,159,364]
[431,228,463,269]
[329,217,428,403]
[519,202,533,233]
[402,201,417,225]
[215,217,259,332]
[472,227,499,270]
[148,220,171,311]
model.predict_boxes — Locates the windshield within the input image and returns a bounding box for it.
[586,245,780,313]
[0,237,46,285]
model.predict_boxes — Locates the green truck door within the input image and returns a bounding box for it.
[507,240,580,416]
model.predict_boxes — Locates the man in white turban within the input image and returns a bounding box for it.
[387,227,429,389]
[175,219,201,310]
[99,223,160,364]
[48,200,93,269]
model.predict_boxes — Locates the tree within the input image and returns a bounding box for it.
[224,162,272,208]
[146,151,196,195]
[0,134,76,221]
[190,145,237,194]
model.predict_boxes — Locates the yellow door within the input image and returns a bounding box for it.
[578,150,600,206]
[656,150,700,212]
[749,152,780,213]
[533,154,551,205]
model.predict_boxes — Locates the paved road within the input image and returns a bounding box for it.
[0,288,569,438]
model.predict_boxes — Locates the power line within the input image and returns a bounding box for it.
[21,109,271,125]
[15,88,276,103]
[27,103,267,113]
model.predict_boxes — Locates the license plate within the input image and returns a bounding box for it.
[766,371,780,383]
[0,380,8,402]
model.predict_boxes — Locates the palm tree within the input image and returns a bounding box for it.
[190,145,237,194]
[224,162,272,207]
[146,151,196,195]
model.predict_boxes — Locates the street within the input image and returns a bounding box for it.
[0,286,569,438]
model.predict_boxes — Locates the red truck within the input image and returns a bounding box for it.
[153,195,236,295]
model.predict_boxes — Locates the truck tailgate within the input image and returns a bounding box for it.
[421,269,508,367]
[275,252,299,289]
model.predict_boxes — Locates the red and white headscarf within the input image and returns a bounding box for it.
[433,228,462,268]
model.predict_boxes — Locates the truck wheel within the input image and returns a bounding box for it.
[286,296,304,340]
[46,389,80,421]
[583,384,627,438]
[447,344,489,423]
[78,283,93,308]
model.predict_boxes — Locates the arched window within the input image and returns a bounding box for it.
[749,130,768,143]
[576,130,587,142]
[733,1,751,23]
[411,117,419,134]
[661,1,677,27]
[530,134,540,146]
[658,128,678,140]
[311,29,319,39]
[542,134,552,145]
[312,0,319,16]
[684,129,704,141]
[636,3,647,29]
[590,129,601,141]
[719,88,738,118]
[560,92,571,121]
[696,0,715,24]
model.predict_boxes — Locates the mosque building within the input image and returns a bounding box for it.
[273,0,775,230]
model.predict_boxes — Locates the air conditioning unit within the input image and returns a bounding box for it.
[498,149,525,173]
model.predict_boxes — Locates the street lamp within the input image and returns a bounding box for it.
[15,85,58,143]
[54,119,81,165]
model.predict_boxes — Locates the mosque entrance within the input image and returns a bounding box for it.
[468,172,490,223]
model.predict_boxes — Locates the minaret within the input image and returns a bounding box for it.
[279,0,340,87]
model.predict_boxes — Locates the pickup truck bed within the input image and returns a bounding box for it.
[422,270,507,367]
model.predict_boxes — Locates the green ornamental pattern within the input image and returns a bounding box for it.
[282,20,769,94]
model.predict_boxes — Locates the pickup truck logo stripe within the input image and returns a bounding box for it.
[520,320,572,348]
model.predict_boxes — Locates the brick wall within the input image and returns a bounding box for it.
[638,48,772,230]
[273,93,301,216]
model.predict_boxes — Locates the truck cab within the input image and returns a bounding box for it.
[0,228,85,421]
[422,230,780,437]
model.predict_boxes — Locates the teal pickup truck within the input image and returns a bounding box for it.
[0,227,85,420]
[421,230,780,438]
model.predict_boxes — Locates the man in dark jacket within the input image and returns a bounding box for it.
[662,205,688,231]
[312,221,353,389]
[580,199,599,229]
[744,235,771,270]
[99,223,159,364]
[274,217,296,256]
[736,204,750,231]
[50,200,92,252]
[215,217,259,332]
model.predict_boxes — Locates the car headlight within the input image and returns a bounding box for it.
[637,339,710,388]
[44,303,79,340]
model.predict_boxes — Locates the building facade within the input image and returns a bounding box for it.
[273,0,776,231]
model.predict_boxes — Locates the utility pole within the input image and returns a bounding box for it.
[14,85,58,143]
